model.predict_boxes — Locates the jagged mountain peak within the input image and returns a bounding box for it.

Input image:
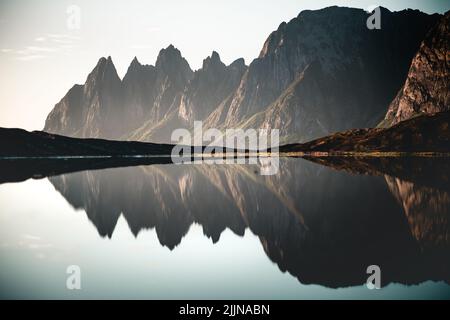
[126,57,141,73]
[86,55,121,85]
[122,57,155,89]
[211,50,220,59]
[124,56,148,78]
[95,55,115,67]
[166,50,248,127]
[229,57,246,69]
[155,44,193,80]
[93,55,109,66]
[201,50,225,70]
[260,6,370,59]
[130,56,141,66]
[156,44,183,65]
[296,5,373,18]
[208,50,221,63]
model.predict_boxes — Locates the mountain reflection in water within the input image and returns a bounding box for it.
[43,157,450,289]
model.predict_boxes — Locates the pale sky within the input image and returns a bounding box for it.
[0,0,448,131]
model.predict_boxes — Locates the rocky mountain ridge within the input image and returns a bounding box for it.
[44,6,444,144]
[381,10,449,127]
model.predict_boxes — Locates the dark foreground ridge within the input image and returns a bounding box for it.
[0,128,176,183]
[0,127,174,157]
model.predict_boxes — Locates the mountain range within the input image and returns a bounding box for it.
[43,7,449,145]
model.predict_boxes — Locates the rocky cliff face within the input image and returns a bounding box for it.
[121,57,157,134]
[44,84,84,136]
[45,57,124,139]
[220,7,440,142]
[382,11,449,127]
[44,46,245,142]
[148,45,194,126]
[45,46,193,140]
[127,52,247,142]
[179,52,246,123]
[44,6,442,144]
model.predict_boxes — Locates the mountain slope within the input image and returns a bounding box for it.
[121,57,157,133]
[45,57,124,139]
[221,7,440,142]
[128,52,246,142]
[381,11,450,127]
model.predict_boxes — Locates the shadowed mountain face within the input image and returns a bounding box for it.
[127,52,247,142]
[382,11,450,127]
[44,47,244,142]
[45,46,194,140]
[47,158,450,288]
[221,7,439,142]
[44,7,441,144]
[45,57,125,138]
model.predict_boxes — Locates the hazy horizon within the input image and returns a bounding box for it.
[0,0,449,131]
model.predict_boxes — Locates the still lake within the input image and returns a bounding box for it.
[0,157,449,299]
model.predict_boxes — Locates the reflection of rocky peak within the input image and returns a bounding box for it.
[382,11,450,127]
[48,158,450,288]
[385,176,450,249]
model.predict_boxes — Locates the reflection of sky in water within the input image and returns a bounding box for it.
[0,172,449,299]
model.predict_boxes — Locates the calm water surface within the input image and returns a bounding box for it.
[0,157,449,299]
